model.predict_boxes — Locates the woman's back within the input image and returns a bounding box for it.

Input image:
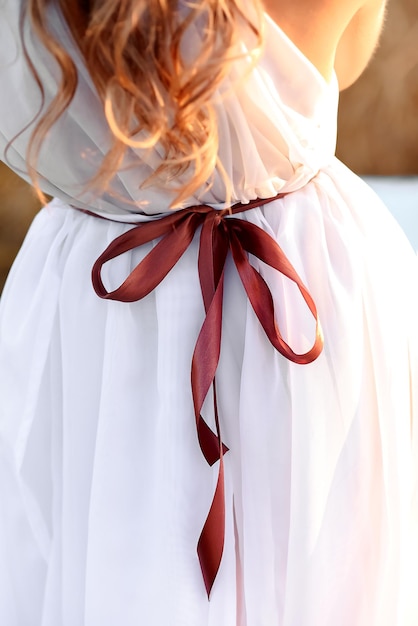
[0,0,339,213]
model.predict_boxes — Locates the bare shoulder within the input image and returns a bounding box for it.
[262,0,388,88]
[334,0,388,89]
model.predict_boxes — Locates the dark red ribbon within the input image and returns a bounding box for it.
[89,196,324,597]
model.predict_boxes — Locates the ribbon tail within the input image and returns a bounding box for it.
[197,383,226,598]
[193,221,231,595]
[197,417,229,466]
[197,451,226,598]
[192,269,226,463]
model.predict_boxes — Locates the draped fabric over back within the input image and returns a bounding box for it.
[0,3,337,215]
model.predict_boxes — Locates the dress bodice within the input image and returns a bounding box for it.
[0,3,339,217]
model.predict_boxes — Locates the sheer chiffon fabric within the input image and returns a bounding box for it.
[1,3,418,625]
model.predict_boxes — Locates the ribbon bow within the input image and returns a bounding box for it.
[90,196,323,597]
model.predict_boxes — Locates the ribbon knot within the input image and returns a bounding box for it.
[90,196,323,597]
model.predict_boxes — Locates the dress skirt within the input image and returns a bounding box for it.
[1,162,418,626]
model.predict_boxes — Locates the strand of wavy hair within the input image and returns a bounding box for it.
[25,0,263,207]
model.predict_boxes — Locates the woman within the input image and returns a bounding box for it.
[0,0,417,624]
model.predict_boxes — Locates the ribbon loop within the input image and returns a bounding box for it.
[89,196,324,598]
[92,210,206,301]
[227,220,323,363]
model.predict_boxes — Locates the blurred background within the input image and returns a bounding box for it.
[337,0,418,173]
[0,0,417,292]
[337,0,418,254]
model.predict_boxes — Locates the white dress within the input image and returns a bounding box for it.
[1,4,418,625]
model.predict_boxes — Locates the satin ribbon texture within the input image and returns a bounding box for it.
[90,196,324,597]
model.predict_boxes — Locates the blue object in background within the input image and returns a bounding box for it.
[364,177,418,253]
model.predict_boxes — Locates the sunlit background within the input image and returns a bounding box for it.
[0,0,417,292]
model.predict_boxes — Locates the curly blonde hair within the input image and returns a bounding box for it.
[23,0,263,207]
